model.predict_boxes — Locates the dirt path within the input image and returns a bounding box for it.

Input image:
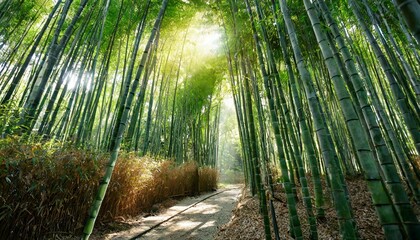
[105,185,241,240]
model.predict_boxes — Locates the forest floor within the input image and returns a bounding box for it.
[71,185,242,240]
[215,176,420,240]
[55,177,419,240]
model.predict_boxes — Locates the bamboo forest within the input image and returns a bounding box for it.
[0,0,419,239]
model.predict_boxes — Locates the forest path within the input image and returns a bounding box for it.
[105,185,242,240]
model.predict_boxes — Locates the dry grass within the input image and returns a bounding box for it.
[410,154,420,175]
[199,166,218,191]
[0,137,218,239]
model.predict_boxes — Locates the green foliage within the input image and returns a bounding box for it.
[0,102,22,136]
[218,97,243,183]
[177,57,225,117]
[0,0,51,63]
[0,0,419,238]
[0,0,52,34]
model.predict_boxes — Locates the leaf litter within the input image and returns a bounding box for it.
[215,176,419,240]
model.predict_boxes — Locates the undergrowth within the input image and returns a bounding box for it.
[0,137,218,239]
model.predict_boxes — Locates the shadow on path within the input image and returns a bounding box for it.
[105,185,242,240]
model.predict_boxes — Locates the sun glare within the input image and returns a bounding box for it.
[201,30,222,52]
[191,26,223,55]
[65,71,78,90]
[64,70,93,91]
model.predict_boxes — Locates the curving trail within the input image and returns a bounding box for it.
[135,186,241,240]
[105,185,241,240]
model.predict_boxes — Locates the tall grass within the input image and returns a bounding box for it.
[0,137,218,239]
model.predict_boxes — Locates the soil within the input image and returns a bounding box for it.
[215,177,420,240]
